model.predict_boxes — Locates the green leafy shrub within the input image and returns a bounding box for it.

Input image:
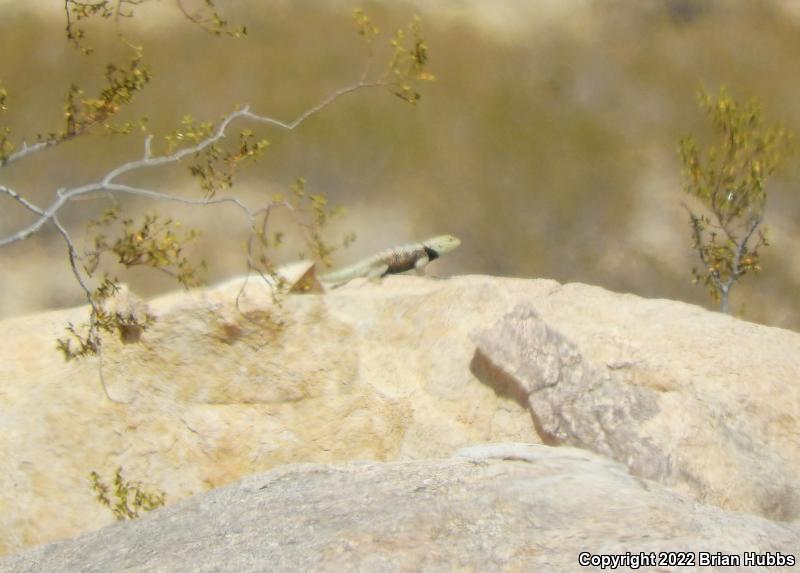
[679,87,792,313]
[89,467,166,520]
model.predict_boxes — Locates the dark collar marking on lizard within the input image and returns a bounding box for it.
[423,245,440,261]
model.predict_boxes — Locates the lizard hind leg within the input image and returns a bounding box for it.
[365,263,390,284]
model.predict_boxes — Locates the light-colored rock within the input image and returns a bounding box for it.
[1,444,798,573]
[2,274,800,559]
[471,302,800,522]
[0,275,541,556]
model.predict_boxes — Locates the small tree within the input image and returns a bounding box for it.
[679,87,792,313]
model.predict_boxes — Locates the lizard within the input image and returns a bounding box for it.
[319,234,461,288]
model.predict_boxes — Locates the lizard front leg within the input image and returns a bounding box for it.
[413,254,431,276]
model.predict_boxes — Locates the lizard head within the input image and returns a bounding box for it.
[423,234,461,255]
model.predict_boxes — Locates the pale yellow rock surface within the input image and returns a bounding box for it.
[2,274,799,559]
[0,274,540,556]
[471,290,800,522]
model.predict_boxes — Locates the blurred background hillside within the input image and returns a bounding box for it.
[1,0,799,328]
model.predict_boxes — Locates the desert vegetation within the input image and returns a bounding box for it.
[0,1,433,393]
[680,88,792,313]
[2,1,800,328]
[89,467,166,521]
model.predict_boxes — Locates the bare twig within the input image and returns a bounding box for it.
[2,140,65,167]
[0,77,384,403]
[52,214,128,404]
[0,78,384,248]
[730,214,762,279]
